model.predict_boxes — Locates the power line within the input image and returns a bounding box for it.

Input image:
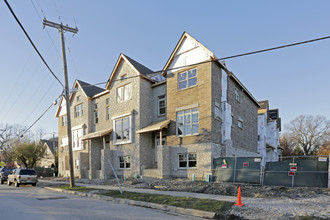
[4,0,64,88]
[20,93,63,137]
[30,0,62,57]
[77,33,330,90]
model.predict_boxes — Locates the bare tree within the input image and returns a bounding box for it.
[0,124,28,165]
[286,115,330,155]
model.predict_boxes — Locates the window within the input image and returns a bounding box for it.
[106,98,110,105]
[94,103,98,109]
[235,87,240,102]
[117,84,132,102]
[119,156,131,169]
[106,106,110,120]
[75,159,79,170]
[114,116,132,144]
[74,104,83,117]
[94,111,99,124]
[158,95,166,116]
[77,95,81,101]
[178,153,197,168]
[238,117,243,129]
[72,128,83,150]
[177,108,199,136]
[178,69,197,90]
[62,115,67,126]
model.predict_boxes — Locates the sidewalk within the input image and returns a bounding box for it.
[39,180,330,220]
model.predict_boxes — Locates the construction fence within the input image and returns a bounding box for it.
[212,155,329,188]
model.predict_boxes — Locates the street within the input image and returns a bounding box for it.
[0,184,196,220]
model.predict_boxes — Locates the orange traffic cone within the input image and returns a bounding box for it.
[234,186,245,207]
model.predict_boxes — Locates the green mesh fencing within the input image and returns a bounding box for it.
[263,157,328,188]
[213,157,262,184]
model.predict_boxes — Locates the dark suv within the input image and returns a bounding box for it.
[0,167,14,184]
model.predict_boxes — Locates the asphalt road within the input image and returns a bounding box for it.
[0,184,196,220]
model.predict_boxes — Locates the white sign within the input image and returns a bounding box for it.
[318,157,327,162]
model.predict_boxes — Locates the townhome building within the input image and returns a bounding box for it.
[257,100,282,165]
[56,32,260,180]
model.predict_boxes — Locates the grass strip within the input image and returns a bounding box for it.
[55,185,98,192]
[99,190,234,213]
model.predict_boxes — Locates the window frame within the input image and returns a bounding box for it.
[178,153,197,169]
[157,95,166,116]
[74,103,83,117]
[238,117,243,129]
[116,83,132,103]
[62,115,67,126]
[235,87,240,102]
[106,106,110,120]
[113,114,133,145]
[178,68,197,90]
[119,156,131,169]
[176,108,199,137]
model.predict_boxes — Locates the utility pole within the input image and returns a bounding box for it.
[43,18,78,187]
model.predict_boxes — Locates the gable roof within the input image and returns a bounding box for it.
[162,32,260,107]
[162,32,219,77]
[75,80,105,98]
[55,96,65,118]
[40,138,58,155]
[105,54,154,90]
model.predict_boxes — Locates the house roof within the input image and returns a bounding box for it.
[81,129,112,140]
[106,54,154,90]
[162,32,218,77]
[162,32,259,107]
[40,139,58,155]
[75,80,105,98]
[136,119,171,134]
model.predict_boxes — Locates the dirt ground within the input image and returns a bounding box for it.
[50,176,328,200]
[43,177,330,219]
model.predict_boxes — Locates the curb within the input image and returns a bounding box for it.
[44,187,215,219]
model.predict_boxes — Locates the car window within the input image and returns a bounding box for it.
[20,170,36,175]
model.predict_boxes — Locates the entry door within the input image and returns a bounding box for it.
[155,135,166,163]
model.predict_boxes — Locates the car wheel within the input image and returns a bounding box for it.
[14,181,19,187]
[0,179,3,184]
[7,180,11,186]
[32,183,36,187]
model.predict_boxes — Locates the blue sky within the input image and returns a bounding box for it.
[0,1,329,138]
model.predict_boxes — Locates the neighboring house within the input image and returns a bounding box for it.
[56,32,260,179]
[38,138,58,168]
[257,100,281,165]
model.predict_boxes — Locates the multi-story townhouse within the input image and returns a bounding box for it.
[56,32,261,180]
[56,80,106,178]
[258,100,281,165]
[154,32,260,178]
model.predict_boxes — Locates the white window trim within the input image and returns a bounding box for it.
[178,68,197,91]
[72,126,84,151]
[178,153,197,169]
[113,114,134,145]
[176,108,199,137]
[118,155,131,169]
[157,95,166,116]
[116,83,132,103]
